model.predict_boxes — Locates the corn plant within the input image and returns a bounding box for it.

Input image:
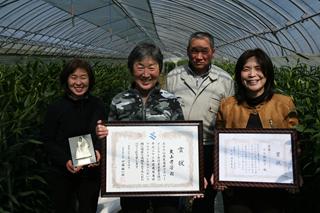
[93,62,131,113]
[0,60,61,212]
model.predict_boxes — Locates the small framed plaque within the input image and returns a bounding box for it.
[101,121,204,197]
[214,128,299,189]
[69,134,97,167]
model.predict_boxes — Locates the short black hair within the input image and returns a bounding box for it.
[234,48,275,103]
[60,59,95,92]
[187,32,214,50]
[127,42,163,73]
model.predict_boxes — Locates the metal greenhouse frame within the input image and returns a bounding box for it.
[0,0,320,65]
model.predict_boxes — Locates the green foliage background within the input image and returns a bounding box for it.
[274,64,320,212]
[0,59,319,212]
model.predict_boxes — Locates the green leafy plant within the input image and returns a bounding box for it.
[275,63,320,175]
[164,61,176,74]
[0,60,61,212]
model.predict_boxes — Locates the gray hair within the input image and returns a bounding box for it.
[187,32,214,50]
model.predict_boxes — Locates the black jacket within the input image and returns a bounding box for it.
[42,94,106,170]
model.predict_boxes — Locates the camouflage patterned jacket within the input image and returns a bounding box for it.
[108,83,184,121]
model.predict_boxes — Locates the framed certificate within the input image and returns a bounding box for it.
[101,121,204,197]
[213,128,300,189]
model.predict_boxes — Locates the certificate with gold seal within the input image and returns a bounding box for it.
[101,121,204,197]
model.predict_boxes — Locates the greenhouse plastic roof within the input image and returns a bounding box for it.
[1,0,320,65]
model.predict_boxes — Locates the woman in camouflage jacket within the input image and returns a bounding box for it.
[97,42,184,213]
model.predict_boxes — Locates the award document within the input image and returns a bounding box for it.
[101,121,204,197]
[214,129,300,189]
[69,134,97,167]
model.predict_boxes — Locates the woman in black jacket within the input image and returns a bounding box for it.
[42,59,106,213]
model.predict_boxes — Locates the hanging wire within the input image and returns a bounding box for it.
[70,0,75,27]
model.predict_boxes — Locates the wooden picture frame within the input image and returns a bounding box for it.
[101,120,204,197]
[214,128,300,189]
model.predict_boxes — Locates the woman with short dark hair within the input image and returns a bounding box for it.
[96,42,184,213]
[127,42,163,74]
[42,59,105,213]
